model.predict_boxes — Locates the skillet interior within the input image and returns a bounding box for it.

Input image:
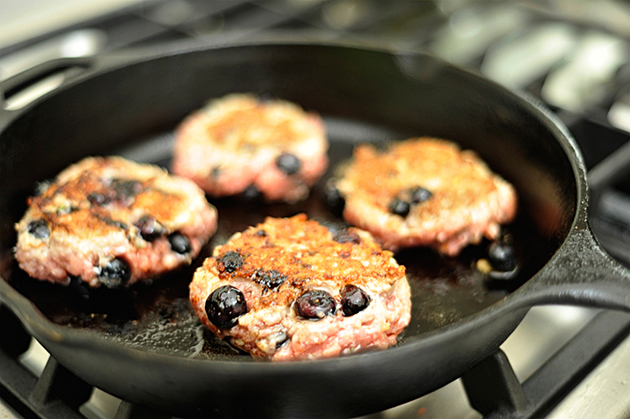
[2,124,553,359]
[0,42,578,415]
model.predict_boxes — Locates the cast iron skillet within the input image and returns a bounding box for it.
[1,40,630,418]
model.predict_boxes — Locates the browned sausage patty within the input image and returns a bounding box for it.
[335,138,517,256]
[171,94,328,202]
[171,94,329,203]
[14,157,218,288]
[189,214,411,361]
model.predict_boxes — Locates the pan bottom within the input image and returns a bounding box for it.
[1,115,553,360]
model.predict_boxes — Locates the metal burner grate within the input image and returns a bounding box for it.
[0,304,173,419]
[463,311,630,419]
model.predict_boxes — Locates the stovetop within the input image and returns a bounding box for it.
[1,1,630,418]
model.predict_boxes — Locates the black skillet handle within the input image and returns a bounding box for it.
[508,143,630,312]
[0,57,94,130]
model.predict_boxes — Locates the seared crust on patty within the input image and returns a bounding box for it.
[15,157,218,288]
[171,94,329,203]
[335,138,517,256]
[189,214,411,361]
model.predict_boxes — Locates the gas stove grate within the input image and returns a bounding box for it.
[463,311,630,419]
[0,304,169,419]
[3,301,630,419]
[0,303,87,419]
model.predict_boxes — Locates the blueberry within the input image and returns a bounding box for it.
[340,285,371,316]
[205,285,248,329]
[252,269,287,290]
[276,153,301,175]
[324,179,345,214]
[168,233,191,254]
[98,258,131,288]
[333,229,361,244]
[409,187,432,204]
[388,197,411,217]
[87,192,112,206]
[27,219,49,239]
[134,215,165,242]
[107,179,143,206]
[219,251,243,273]
[241,185,262,200]
[387,187,431,217]
[110,179,142,204]
[295,290,336,320]
[488,242,517,272]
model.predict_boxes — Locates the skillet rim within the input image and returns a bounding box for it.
[0,38,587,370]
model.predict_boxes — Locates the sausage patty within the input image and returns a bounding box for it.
[189,214,411,361]
[14,156,218,288]
[171,94,329,203]
[334,138,517,256]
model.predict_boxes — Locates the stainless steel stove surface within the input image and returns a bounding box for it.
[2,1,630,418]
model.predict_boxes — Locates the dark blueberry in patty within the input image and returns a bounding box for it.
[219,251,243,273]
[110,179,142,202]
[252,269,287,290]
[276,153,301,175]
[340,285,371,316]
[135,215,165,242]
[388,197,411,217]
[333,229,361,244]
[321,220,349,238]
[98,258,131,288]
[206,285,248,329]
[324,179,345,214]
[295,290,336,320]
[241,185,262,200]
[27,219,49,239]
[168,233,191,254]
[409,187,432,204]
[488,242,517,272]
[87,192,112,206]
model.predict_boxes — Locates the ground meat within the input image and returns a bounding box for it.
[189,214,411,361]
[171,94,329,203]
[334,137,518,256]
[14,156,218,288]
